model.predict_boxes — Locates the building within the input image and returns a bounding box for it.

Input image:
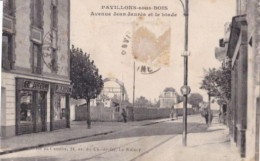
[1,0,71,138]
[159,87,178,108]
[215,1,260,160]
[215,22,231,68]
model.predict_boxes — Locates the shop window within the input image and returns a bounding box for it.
[53,94,66,120]
[32,0,42,28]
[20,91,33,123]
[32,43,42,74]
[2,34,13,70]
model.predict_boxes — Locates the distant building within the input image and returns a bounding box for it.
[1,0,71,138]
[159,87,178,108]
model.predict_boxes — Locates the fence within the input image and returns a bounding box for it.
[75,105,195,122]
[75,104,121,121]
[132,107,195,121]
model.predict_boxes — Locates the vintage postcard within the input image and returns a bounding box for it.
[0,0,259,161]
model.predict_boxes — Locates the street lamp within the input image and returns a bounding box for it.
[180,0,190,147]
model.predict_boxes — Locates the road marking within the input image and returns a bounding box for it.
[82,136,147,160]
[80,121,172,160]
[129,135,177,161]
[129,121,205,161]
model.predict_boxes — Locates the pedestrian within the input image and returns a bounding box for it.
[208,109,213,125]
[218,109,222,123]
[170,105,174,120]
[121,108,127,123]
[204,109,209,125]
[174,109,178,120]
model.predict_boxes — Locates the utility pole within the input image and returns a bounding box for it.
[132,61,136,121]
[133,61,136,108]
[208,92,211,124]
[208,92,211,110]
[180,0,190,147]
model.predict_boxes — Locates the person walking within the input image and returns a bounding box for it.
[204,109,209,125]
[208,109,213,125]
[121,108,127,123]
[218,109,222,123]
[170,105,174,120]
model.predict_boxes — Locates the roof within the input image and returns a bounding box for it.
[227,15,247,58]
[163,87,176,92]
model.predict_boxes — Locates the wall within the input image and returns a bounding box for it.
[1,73,16,137]
[246,0,260,160]
[133,108,194,121]
[15,0,31,70]
[13,0,70,80]
[56,0,70,77]
[75,105,118,121]
[159,98,176,108]
[75,105,195,122]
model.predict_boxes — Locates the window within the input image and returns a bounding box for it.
[32,0,42,28]
[50,48,58,73]
[2,34,13,70]
[3,0,13,15]
[32,43,42,74]
[52,5,58,29]
[19,91,33,124]
[53,94,66,120]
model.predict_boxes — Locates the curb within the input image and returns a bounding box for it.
[141,119,169,126]
[0,130,114,155]
[0,119,169,155]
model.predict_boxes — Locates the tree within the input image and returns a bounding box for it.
[188,93,203,108]
[200,64,231,106]
[70,45,104,128]
[135,96,151,107]
[154,99,160,107]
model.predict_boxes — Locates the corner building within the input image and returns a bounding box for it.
[1,0,71,137]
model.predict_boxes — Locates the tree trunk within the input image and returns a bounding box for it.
[86,99,91,129]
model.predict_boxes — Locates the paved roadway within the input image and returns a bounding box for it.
[1,116,208,161]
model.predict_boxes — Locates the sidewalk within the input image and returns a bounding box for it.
[173,118,242,161]
[0,118,168,155]
[137,115,242,161]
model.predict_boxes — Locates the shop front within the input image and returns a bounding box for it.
[16,78,49,135]
[50,83,72,131]
[15,78,72,135]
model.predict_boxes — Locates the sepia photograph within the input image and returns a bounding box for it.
[0,0,259,161]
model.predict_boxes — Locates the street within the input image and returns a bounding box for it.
[1,116,210,161]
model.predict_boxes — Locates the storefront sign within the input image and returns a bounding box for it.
[17,78,49,91]
[54,84,72,94]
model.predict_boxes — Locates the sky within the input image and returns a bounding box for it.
[71,0,235,103]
